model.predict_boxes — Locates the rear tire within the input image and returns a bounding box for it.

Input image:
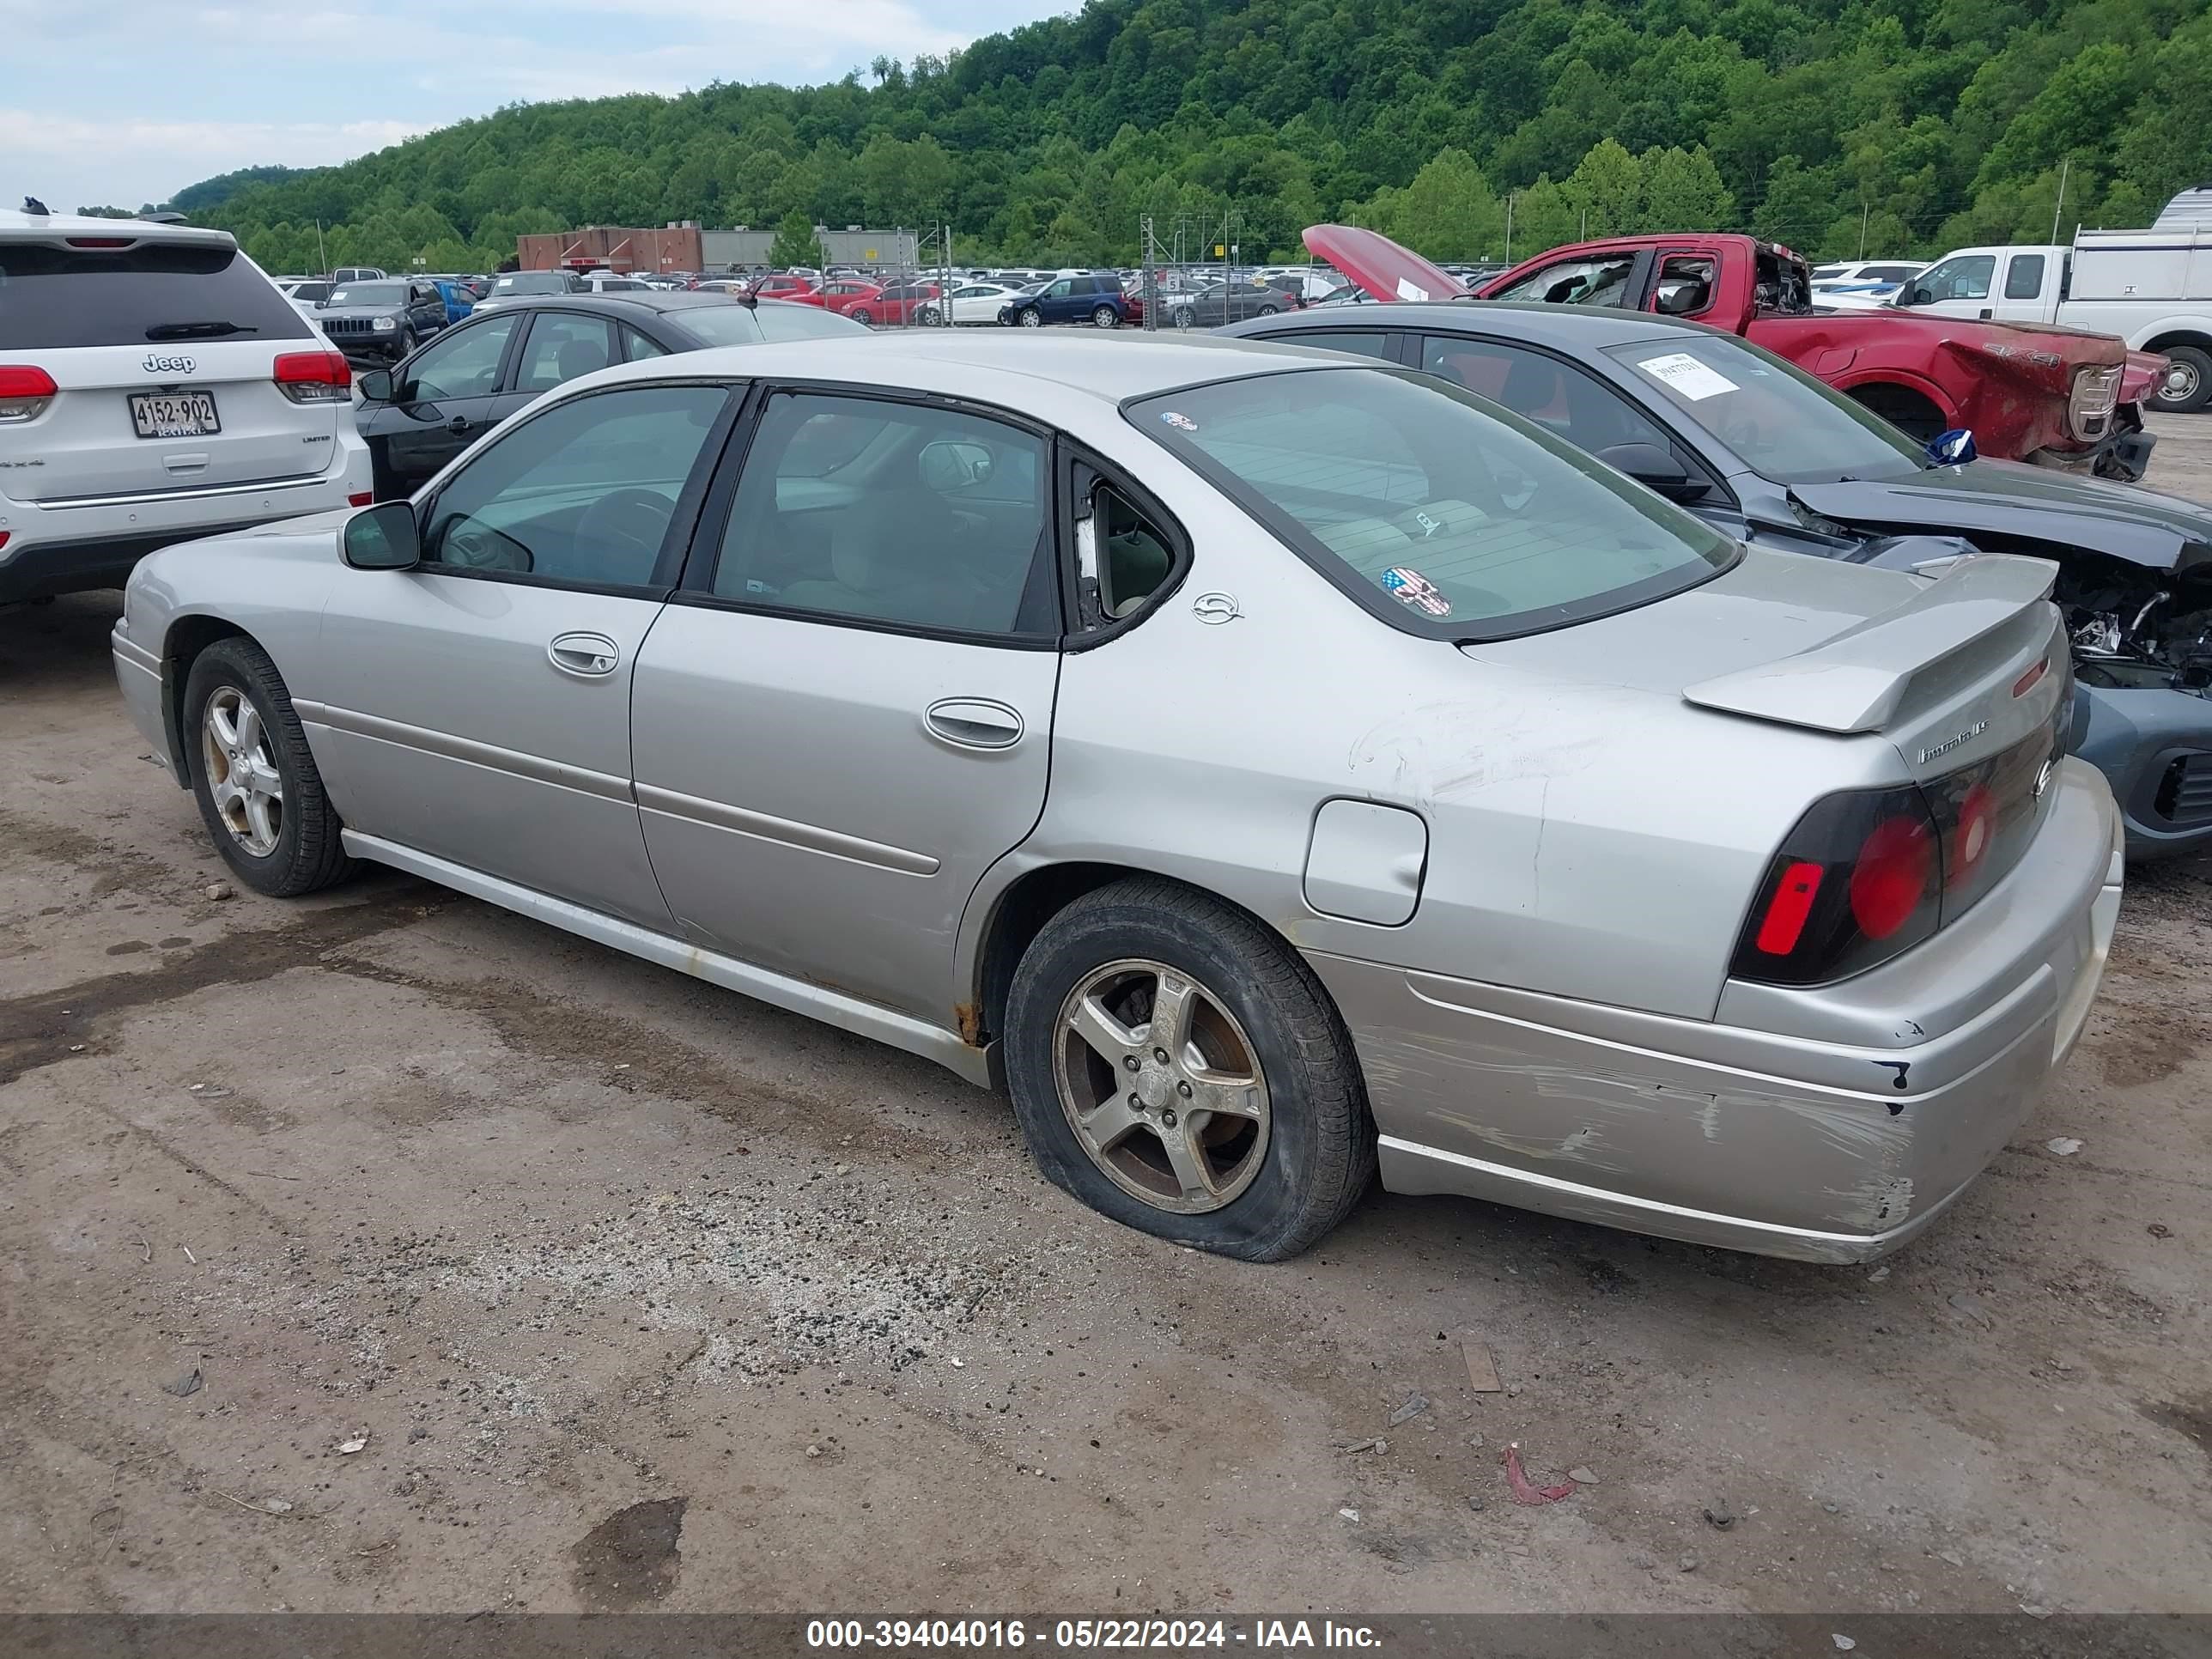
[1092,305,1120,329]
[182,638,355,898]
[1846,382,1945,444]
[1003,878,1375,1261]
[2150,345,2212,413]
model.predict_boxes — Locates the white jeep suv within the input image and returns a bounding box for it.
[0,207,372,604]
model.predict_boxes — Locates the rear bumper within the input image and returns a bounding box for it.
[0,451,368,603]
[1306,758,2124,1263]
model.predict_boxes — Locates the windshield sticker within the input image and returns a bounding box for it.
[1161,410,1199,432]
[1637,352,1740,401]
[1381,566,1451,617]
[1395,277,1431,302]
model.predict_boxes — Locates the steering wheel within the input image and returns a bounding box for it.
[574,487,675,569]
[441,520,532,572]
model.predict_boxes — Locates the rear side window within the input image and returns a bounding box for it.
[2003,254,2045,299]
[1130,367,1735,641]
[0,240,311,349]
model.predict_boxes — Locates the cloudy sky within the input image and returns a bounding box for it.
[3,1,1073,215]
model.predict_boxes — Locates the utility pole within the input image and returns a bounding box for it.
[1858,198,1869,258]
[315,219,327,277]
[1504,193,1513,264]
[2051,156,2070,245]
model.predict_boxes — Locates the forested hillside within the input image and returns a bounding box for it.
[175,0,2212,274]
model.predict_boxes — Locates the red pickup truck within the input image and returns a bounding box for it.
[1306,226,2158,481]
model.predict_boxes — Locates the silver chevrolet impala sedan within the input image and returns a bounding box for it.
[112,332,2124,1263]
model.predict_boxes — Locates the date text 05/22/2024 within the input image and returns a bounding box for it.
[805,1620,1384,1650]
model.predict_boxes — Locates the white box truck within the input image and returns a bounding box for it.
[1891,224,2212,411]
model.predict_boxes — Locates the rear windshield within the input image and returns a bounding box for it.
[328,283,406,307]
[1129,367,1735,641]
[495,272,573,294]
[752,303,867,341]
[0,240,311,350]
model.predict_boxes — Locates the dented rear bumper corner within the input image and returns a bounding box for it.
[1308,757,2124,1263]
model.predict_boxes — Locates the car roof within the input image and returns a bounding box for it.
[488,291,796,318]
[1226,299,1727,352]
[552,329,1352,408]
[0,206,234,249]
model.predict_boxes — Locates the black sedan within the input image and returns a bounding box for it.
[1158,278,1301,330]
[1225,301,2212,858]
[355,291,863,500]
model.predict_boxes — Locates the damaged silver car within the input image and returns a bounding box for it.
[113,332,2121,1264]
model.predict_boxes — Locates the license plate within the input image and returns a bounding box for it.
[130,390,221,439]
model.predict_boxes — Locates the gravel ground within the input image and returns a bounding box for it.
[1,422,2207,1618]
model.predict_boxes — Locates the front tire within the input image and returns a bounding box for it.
[1172,307,1197,331]
[851,308,873,326]
[1004,878,1375,1261]
[183,638,355,898]
[2151,345,2212,413]
[1018,307,1043,328]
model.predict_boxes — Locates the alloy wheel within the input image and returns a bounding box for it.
[1052,958,1271,1214]
[200,686,283,857]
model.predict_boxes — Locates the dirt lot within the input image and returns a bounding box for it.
[2,424,2208,1620]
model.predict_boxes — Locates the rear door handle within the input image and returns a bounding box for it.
[924,697,1024,750]
[1978,307,1992,319]
[548,631,621,678]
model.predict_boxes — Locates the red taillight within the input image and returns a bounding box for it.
[0,365,57,422]
[348,491,374,507]
[2012,659,2048,698]
[274,350,351,404]
[1848,815,1936,939]
[0,531,9,552]
[66,236,135,248]
[1950,782,1996,886]
[1752,860,1824,955]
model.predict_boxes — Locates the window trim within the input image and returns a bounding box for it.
[1121,363,1741,645]
[1055,442,1194,648]
[1409,328,1737,512]
[410,378,743,599]
[665,380,1066,652]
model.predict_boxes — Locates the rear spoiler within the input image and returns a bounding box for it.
[1682,554,2057,734]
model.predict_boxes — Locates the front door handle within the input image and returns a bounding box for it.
[447,416,471,434]
[924,697,1024,750]
[548,631,621,678]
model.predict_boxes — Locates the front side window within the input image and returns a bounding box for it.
[711,392,1054,637]
[398,313,520,402]
[1130,367,1733,641]
[1912,254,1995,302]
[514,313,617,392]
[2003,254,2046,300]
[1046,279,1073,298]
[1607,334,1924,483]
[1490,254,1638,307]
[422,385,727,587]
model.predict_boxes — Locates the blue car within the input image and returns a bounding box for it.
[998,271,1137,328]
[431,279,476,326]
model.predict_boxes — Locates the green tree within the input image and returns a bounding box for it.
[1639,145,1735,230]
[768,208,824,269]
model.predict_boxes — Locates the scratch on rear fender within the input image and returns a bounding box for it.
[1827,1173,1915,1231]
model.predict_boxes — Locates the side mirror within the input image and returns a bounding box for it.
[357,368,394,404]
[1597,441,1708,501]
[1902,283,1932,307]
[918,440,994,493]
[342,501,421,570]
[1926,428,1977,465]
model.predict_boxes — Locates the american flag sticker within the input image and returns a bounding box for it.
[1380,566,1451,617]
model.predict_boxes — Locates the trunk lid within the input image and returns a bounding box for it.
[1301,225,1472,304]
[1464,547,2068,788]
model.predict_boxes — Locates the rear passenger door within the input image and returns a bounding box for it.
[629,386,1061,1020]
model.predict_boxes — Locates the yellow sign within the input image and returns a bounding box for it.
[865,248,877,260]
[1213,244,1226,257]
